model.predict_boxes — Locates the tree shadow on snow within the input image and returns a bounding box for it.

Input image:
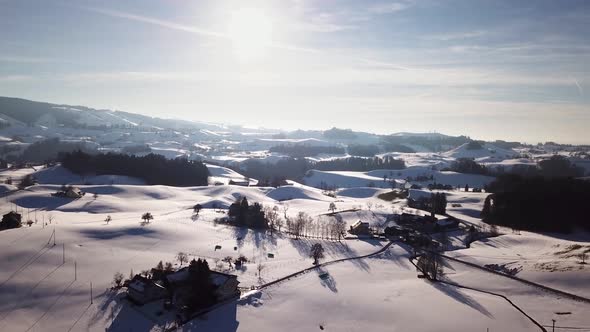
[429,281,494,318]
[316,268,338,293]
[77,227,159,240]
[181,301,239,332]
[12,195,71,211]
[288,238,371,272]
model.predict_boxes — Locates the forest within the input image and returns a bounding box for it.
[60,150,209,186]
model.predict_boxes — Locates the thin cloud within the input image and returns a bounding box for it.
[573,78,583,95]
[82,6,320,54]
[427,30,487,41]
[0,56,58,63]
[83,7,228,39]
[367,2,412,14]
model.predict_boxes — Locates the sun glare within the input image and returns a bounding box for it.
[228,8,273,62]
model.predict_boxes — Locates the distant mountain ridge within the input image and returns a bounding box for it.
[0,96,225,132]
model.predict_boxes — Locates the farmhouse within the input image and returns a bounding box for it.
[127,275,168,305]
[166,267,240,306]
[1,211,22,230]
[349,220,370,235]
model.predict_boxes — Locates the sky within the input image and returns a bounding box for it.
[1,0,589,144]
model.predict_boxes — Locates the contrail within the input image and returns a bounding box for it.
[81,6,318,53]
[79,5,409,68]
[573,77,583,95]
[83,7,229,39]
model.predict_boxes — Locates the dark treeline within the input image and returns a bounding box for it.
[381,143,416,153]
[447,158,489,175]
[60,150,209,186]
[241,158,309,184]
[315,156,405,172]
[447,155,585,178]
[19,138,96,163]
[482,175,590,233]
[268,144,345,157]
[323,127,357,139]
[465,141,484,150]
[237,156,405,185]
[381,134,472,152]
[228,197,268,229]
[347,144,380,157]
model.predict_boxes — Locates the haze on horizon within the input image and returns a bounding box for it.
[1,0,589,144]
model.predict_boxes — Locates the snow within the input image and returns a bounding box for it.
[0,164,589,331]
[303,168,495,190]
[183,247,544,332]
[266,185,329,202]
[33,166,145,186]
[443,142,518,160]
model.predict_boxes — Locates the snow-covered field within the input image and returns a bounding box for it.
[1,103,590,331]
[1,178,588,331]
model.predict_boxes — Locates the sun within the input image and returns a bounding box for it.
[228,8,273,62]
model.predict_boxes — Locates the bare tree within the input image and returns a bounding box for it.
[275,216,284,232]
[366,202,373,211]
[193,204,202,215]
[581,252,587,264]
[257,263,265,281]
[310,243,325,265]
[113,272,124,288]
[176,252,188,266]
[281,203,289,219]
[264,205,279,236]
[105,215,112,225]
[416,252,444,280]
[329,202,337,214]
[292,212,309,239]
[334,218,346,242]
[222,256,234,268]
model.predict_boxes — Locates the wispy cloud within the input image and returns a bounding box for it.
[82,6,320,54]
[427,30,487,41]
[0,75,32,82]
[0,56,58,63]
[367,1,413,14]
[572,77,583,95]
[83,7,228,39]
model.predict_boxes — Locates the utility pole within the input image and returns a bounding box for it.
[75,261,77,281]
[90,282,93,304]
[62,243,65,264]
[552,319,556,332]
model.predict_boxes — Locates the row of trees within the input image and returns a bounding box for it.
[408,192,447,215]
[269,144,345,157]
[228,197,268,229]
[482,175,590,233]
[60,150,209,186]
[19,138,96,163]
[448,155,585,178]
[285,212,347,241]
[314,156,406,172]
[347,144,380,157]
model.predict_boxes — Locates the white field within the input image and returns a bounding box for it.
[0,166,589,331]
[183,247,542,332]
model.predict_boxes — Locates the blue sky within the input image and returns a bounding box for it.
[1,0,589,143]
